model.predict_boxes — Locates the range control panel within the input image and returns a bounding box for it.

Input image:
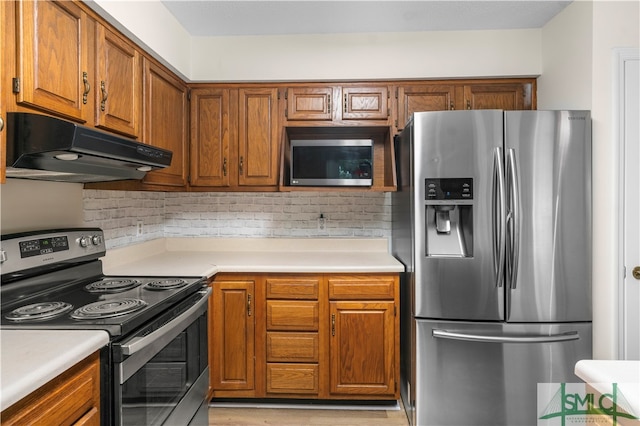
[425,178,473,200]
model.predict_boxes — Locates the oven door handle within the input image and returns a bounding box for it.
[120,287,211,356]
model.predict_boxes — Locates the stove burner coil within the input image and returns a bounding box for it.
[5,302,74,322]
[144,279,188,291]
[85,279,141,293]
[70,298,147,320]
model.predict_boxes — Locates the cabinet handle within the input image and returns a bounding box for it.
[223,157,227,176]
[327,94,331,114]
[466,100,471,110]
[247,294,252,316]
[343,94,347,113]
[239,156,244,176]
[82,72,90,105]
[0,116,4,132]
[450,101,454,110]
[331,313,336,336]
[100,81,108,111]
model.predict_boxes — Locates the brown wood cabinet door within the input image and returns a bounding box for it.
[342,86,388,120]
[211,279,255,392]
[142,59,188,187]
[237,87,280,187]
[16,0,91,122]
[94,25,141,138]
[397,84,456,129]
[329,301,395,396]
[286,87,333,121]
[463,83,531,110]
[190,88,231,187]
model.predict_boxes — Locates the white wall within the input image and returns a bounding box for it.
[540,0,640,360]
[190,29,541,81]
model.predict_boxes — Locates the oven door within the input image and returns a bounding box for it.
[112,287,211,426]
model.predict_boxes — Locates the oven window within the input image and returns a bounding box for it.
[119,315,207,425]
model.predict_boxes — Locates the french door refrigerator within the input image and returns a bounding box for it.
[392,110,592,426]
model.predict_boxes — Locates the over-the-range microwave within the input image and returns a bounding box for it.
[289,139,373,186]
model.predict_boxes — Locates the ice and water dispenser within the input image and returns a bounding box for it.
[425,178,473,257]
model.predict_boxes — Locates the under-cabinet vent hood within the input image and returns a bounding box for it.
[5,112,172,183]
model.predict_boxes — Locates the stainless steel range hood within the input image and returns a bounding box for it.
[6,112,172,183]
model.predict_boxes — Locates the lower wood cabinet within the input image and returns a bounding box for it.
[209,273,399,400]
[1,351,101,426]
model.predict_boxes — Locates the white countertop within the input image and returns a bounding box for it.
[102,237,405,277]
[0,330,109,411]
[575,360,640,417]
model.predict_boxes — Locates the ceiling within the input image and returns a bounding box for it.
[160,0,572,37]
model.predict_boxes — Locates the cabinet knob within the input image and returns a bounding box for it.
[466,100,471,110]
[0,116,4,132]
[633,266,640,280]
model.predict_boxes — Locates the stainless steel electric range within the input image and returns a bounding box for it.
[0,228,211,426]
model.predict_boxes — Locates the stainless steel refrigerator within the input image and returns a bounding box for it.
[392,110,592,426]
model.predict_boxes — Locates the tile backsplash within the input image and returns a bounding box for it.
[83,190,391,249]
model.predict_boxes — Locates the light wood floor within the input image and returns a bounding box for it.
[208,401,410,426]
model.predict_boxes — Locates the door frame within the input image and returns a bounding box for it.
[615,47,640,360]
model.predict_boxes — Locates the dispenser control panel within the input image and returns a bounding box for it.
[425,178,473,200]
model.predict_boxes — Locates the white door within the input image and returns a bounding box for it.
[618,48,640,360]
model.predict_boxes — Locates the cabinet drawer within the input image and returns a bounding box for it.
[267,301,319,331]
[265,276,320,300]
[266,363,319,394]
[267,332,319,362]
[328,275,397,300]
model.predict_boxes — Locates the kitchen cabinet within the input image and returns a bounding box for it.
[94,24,141,138]
[0,351,101,426]
[284,84,390,124]
[13,0,143,138]
[265,275,323,396]
[328,275,398,397]
[395,79,535,130]
[210,276,257,397]
[190,86,280,190]
[209,273,399,400]
[141,59,189,188]
[14,0,92,123]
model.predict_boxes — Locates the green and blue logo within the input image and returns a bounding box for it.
[538,383,638,425]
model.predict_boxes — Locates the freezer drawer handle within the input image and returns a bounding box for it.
[432,329,580,344]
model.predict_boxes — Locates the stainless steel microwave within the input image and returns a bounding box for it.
[290,139,373,186]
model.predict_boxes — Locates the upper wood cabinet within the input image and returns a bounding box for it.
[15,0,92,122]
[13,0,143,138]
[141,59,189,187]
[284,85,390,124]
[395,79,535,130]
[94,24,141,138]
[190,86,280,190]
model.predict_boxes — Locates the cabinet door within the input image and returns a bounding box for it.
[463,83,531,110]
[16,0,91,122]
[285,87,333,121]
[396,84,456,129]
[342,86,388,120]
[94,25,141,138]
[237,87,280,187]
[190,88,231,187]
[329,301,396,396]
[211,279,255,392]
[142,59,188,187]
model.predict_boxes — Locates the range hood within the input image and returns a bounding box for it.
[6,112,172,183]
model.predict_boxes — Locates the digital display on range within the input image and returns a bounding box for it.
[19,236,69,258]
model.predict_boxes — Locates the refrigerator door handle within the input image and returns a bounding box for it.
[432,329,580,344]
[493,147,507,288]
[506,148,521,289]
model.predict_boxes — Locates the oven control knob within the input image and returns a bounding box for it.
[79,236,91,248]
[91,235,103,246]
